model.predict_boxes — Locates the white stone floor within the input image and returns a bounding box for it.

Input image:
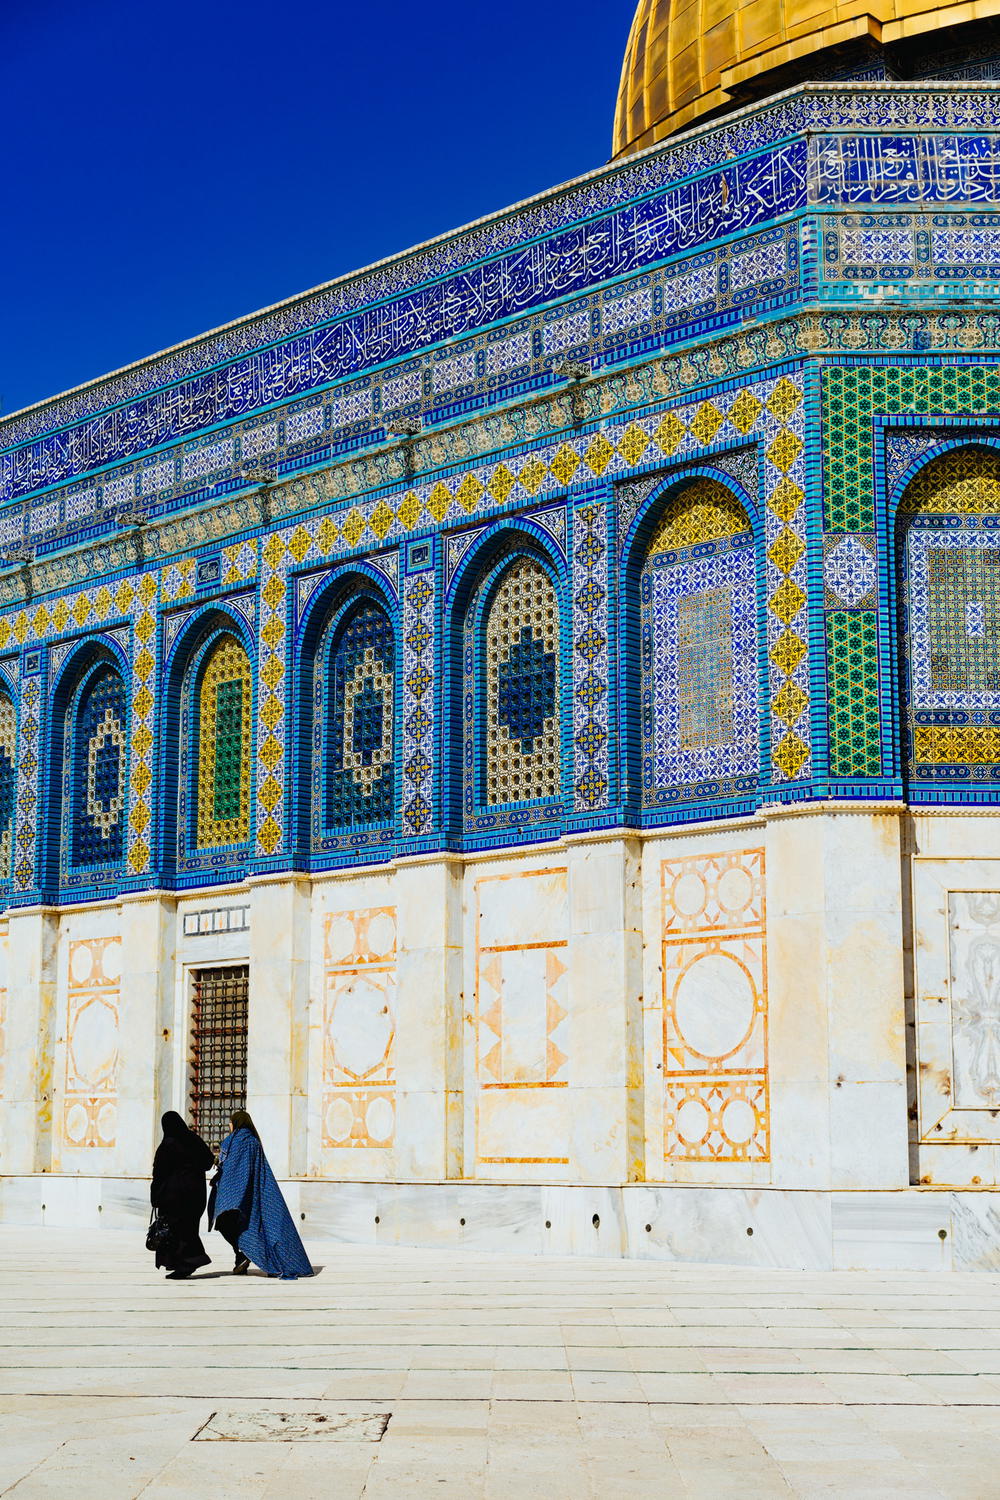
[3,1229,1000,1498]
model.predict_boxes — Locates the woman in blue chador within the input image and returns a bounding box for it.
[209,1110,313,1279]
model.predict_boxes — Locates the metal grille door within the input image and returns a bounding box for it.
[189,965,249,1150]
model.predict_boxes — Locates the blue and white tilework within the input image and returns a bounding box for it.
[572,504,611,813]
[823,534,878,607]
[642,543,759,802]
[402,568,435,836]
[14,671,41,893]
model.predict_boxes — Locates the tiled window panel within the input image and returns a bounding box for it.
[189,965,249,1151]
[182,438,234,480]
[0,693,15,882]
[72,669,127,868]
[641,481,759,804]
[432,350,476,392]
[728,239,786,291]
[485,330,532,376]
[900,450,1000,782]
[602,288,653,335]
[484,557,560,807]
[382,369,421,410]
[327,391,369,430]
[196,636,252,849]
[241,422,278,460]
[542,309,590,354]
[101,473,135,508]
[29,501,59,535]
[931,227,1000,264]
[65,490,98,522]
[840,228,913,265]
[663,261,716,310]
[322,602,394,830]
[140,461,175,496]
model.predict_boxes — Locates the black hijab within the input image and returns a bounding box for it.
[161,1110,189,1139]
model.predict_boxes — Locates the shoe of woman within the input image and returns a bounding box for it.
[165,1270,192,1280]
[233,1254,250,1275]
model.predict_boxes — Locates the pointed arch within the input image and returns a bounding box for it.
[895,445,1000,791]
[194,634,253,850]
[159,605,256,874]
[448,526,566,836]
[630,475,763,812]
[42,640,129,894]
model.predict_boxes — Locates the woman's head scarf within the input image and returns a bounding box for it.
[161,1110,188,1138]
[230,1108,259,1138]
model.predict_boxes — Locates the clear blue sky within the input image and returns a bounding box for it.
[1,0,635,419]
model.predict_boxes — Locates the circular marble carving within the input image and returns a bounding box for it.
[673,951,755,1060]
[675,1095,710,1147]
[365,1094,394,1145]
[325,1095,355,1145]
[721,1095,757,1146]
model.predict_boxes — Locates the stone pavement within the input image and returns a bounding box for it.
[2,1228,1000,1497]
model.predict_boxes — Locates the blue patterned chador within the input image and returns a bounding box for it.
[209,1126,313,1279]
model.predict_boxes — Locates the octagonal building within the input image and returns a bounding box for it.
[3,0,1000,1268]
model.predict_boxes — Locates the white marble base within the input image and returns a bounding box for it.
[3,1173,996,1272]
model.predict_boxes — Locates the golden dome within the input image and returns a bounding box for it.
[613,0,1000,155]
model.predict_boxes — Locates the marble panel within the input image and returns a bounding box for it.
[457,1184,543,1253]
[297,1178,378,1243]
[248,878,311,1176]
[540,1183,628,1258]
[829,1081,910,1190]
[917,1142,999,1187]
[322,906,397,1153]
[470,864,570,1176]
[622,1184,833,1268]
[912,858,1000,1179]
[949,1191,1000,1270]
[98,1178,151,1229]
[477,866,567,951]
[830,1192,951,1270]
[59,935,122,1158]
[655,847,770,1171]
[0,1174,43,1224]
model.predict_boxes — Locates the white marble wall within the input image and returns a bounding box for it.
[910,813,1000,1186]
[0,808,997,1222]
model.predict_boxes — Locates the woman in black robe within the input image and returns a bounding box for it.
[150,1111,215,1279]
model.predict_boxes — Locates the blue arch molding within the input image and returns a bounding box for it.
[40,637,131,902]
[291,561,401,869]
[158,602,257,887]
[619,463,771,830]
[875,431,1000,803]
[445,519,570,851]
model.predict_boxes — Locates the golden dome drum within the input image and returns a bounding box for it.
[613,0,1000,154]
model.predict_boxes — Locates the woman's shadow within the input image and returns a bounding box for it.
[189,1266,324,1279]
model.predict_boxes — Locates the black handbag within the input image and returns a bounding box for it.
[146,1209,174,1254]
